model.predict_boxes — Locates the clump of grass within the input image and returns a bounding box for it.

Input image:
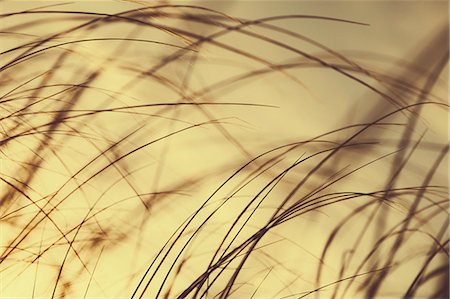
[0,1,448,298]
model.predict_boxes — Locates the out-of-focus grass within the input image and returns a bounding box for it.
[0,1,448,298]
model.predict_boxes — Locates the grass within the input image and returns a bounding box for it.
[0,1,448,298]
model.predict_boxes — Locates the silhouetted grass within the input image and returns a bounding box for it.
[0,1,448,299]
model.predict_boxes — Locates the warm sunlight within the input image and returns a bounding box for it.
[0,1,448,298]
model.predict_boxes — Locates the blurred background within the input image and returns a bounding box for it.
[0,1,448,298]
